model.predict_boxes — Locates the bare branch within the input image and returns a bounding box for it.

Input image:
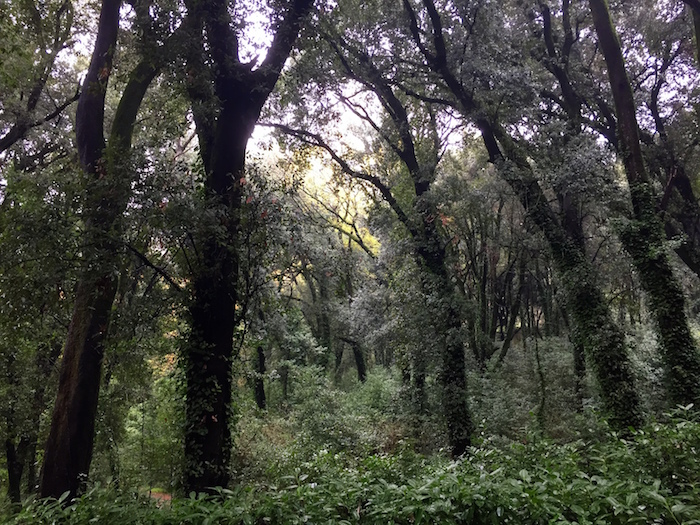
[124,242,184,292]
[261,122,418,237]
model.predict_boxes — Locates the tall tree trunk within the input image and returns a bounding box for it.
[589,0,700,407]
[351,340,367,383]
[23,338,63,497]
[497,255,526,365]
[412,341,427,414]
[254,346,267,410]
[40,277,118,499]
[25,442,37,495]
[39,0,121,498]
[318,272,335,370]
[404,0,643,430]
[184,258,237,491]
[4,351,20,503]
[339,337,367,383]
[182,0,314,493]
[40,0,170,498]
[573,337,587,410]
[414,209,474,455]
[4,346,31,504]
[5,437,30,504]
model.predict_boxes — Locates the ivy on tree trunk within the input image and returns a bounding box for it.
[589,0,700,408]
[403,0,643,430]
[181,0,314,493]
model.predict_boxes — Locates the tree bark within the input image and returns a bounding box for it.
[182,0,314,493]
[40,0,172,498]
[351,340,367,383]
[589,0,700,407]
[403,0,643,430]
[5,437,31,504]
[497,255,526,365]
[254,346,267,409]
[39,0,121,499]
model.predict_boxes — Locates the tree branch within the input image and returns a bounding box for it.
[124,242,184,292]
[261,122,417,237]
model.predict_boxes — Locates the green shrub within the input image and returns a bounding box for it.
[9,415,700,524]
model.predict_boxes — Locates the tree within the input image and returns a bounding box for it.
[271,11,476,453]
[40,0,186,498]
[0,0,78,157]
[588,0,700,406]
[177,0,314,492]
[395,0,643,430]
[516,0,700,407]
[284,182,375,381]
[433,148,531,369]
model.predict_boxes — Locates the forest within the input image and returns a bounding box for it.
[1,0,700,522]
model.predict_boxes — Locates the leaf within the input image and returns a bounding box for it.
[58,490,71,504]
[646,491,666,505]
[606,496,621,510]
[671,503,695,515]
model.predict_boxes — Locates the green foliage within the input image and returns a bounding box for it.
[469,336,582,441]
[290,366,401,455]
[114,366,184,491]
[232,367,404,483]
[4,0,700,514]
[5,414,700,524]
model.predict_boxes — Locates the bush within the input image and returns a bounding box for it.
[8,414,700,524]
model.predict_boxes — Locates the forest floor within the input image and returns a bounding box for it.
[4,413,700,524]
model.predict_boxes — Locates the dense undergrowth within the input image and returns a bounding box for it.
[3,340,699,524]
[4,410,700,524]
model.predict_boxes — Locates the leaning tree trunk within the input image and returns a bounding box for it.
[39,0,121,499]
[279,17,476,457]
[589,0,700,407]
[40,0,169,498]
[486,123,644,430]
[403,0,643,430]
